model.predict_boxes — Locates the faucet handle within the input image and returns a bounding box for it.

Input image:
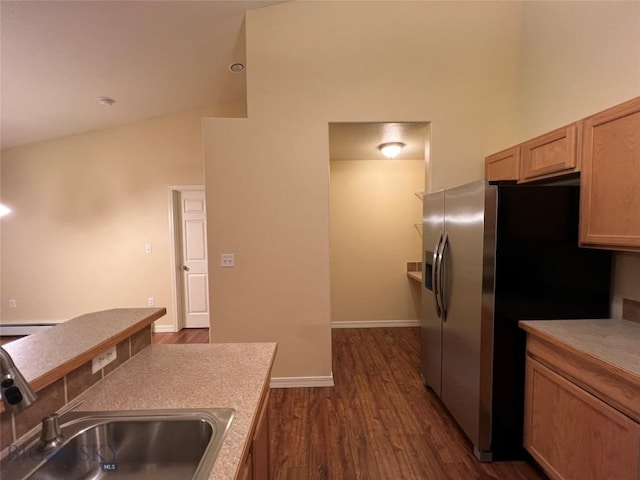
[38,414,63,453]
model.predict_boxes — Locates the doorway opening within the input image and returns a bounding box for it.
[328,122,430,328]
[168,186,210,333]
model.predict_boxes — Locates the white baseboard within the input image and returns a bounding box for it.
[0,323,59,336]
[270,375,335,388]
[152,324,178,333]
[331,319,420,328]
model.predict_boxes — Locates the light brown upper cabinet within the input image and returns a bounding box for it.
[485,124,579,184]
[485,146,520,181]
[520,123,579,182]
[580,96,640,251]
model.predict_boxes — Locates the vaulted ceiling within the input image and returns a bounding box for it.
[0,1,283,149]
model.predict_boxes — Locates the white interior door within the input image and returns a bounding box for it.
[180,189,210,328]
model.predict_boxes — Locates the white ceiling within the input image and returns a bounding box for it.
[329,122,428,161]
[0,0,283,149]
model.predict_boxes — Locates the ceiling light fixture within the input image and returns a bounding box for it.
[378,142,405,159]
[229,63,245,73]
[97,96,116,106]
[0,204,12,218]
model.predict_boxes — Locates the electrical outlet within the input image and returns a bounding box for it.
[9,299,16,309]
[220,253,235,267]
[148,297,155,307]
[91,346,117,374]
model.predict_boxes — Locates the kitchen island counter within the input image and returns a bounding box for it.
[1,308,166,394]
[74,342,277,480]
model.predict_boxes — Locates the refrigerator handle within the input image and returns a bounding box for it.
[432,233,443,319]
[437,232,448,321]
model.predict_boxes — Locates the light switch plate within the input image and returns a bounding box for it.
[92,346,117,374]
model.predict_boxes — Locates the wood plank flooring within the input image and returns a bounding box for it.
[0,335,23,345]
[152,327,210,344]
[270,328,546,480]
[152,327,546,479]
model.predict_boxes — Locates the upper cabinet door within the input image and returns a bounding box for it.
[485,146,520,181]
[520,123,579,182]
[580,96,640,251]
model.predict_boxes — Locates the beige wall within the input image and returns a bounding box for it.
[204,1,523,378]
[330,160,423,324]
[3,0,635,380]
[518,1,640,140]
[0,104,239,327]
[516,1,640,315]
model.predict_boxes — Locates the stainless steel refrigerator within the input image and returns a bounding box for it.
[420,179,611,461]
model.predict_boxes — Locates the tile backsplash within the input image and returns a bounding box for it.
[622,298,640,324]
[0,325,152,451]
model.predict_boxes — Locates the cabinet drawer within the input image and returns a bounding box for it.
[525,357,640,480]
[526,335,640,422]
[485,146,520,181]
[520,123,579,181]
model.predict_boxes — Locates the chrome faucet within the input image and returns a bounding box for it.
[37,414,63,453]
[0,345,37,411]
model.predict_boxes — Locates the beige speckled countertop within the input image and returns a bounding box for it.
[407,271,423,283]
[73,343,277,480]
[2,308,166,392]
[519,319,640,380]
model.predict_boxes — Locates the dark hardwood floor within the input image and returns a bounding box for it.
[152,327,210,344]
[270,328,546,480]
[153,327,546,479]
[0,335,23,345]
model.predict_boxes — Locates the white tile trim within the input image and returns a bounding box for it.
[270,375,335,388]
[331,320,419,328]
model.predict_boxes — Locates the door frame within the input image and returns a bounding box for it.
[167,185,209,333]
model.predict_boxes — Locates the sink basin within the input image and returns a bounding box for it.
[1,408,234,480]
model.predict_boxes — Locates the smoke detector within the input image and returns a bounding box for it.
[97,96,116,106]
[229,63,245,73]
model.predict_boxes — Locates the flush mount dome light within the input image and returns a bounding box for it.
[229,63,245,73]
[0,204,12,217]
[97,96,116,106]
[378,142,405,159]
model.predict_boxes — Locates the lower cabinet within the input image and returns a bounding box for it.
[238,454,252,480]
[238,388,270,480]
[524,357,640,480]
[252,389,270,480]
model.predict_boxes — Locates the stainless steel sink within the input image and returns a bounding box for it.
[1,408,234,480]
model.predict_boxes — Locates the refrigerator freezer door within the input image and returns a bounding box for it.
[441,180,490,450]
[421,190,445,395]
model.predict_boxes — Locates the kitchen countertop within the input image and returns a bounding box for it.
[73,342,277,480]
[518,319,640,380]
[2,308,166,392]
[407,271,423,283]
